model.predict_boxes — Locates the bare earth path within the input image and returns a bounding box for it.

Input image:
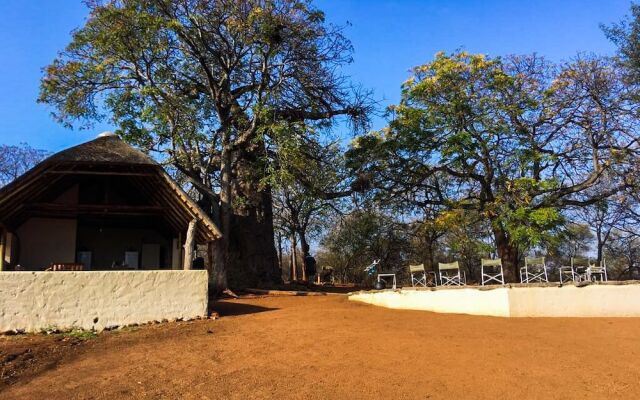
[1,295,640,399]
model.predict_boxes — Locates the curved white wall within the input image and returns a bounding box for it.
[349,284,640,317]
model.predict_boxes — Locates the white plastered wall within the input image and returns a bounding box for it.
[0,270,208,332]
[349,284,640,317]
[350,287,511,317]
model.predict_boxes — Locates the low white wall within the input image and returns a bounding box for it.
[349,288,511,317]
[0,270,208,333]
[349,284,640,317]
[508,285,640,317]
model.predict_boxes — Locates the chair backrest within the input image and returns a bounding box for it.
[571,257,590,268]
[409,264,425,273]
[438,261,459,271]
[481,258,502,267]
[525,257,545,267]
[589,258,606,270]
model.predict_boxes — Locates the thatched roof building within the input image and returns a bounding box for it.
[0,133,219,271]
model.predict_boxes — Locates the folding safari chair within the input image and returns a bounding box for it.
[409,264,427,288]
[438,261,466,286]
[586,259,608,282]
[559,257,589,284]
[480,258,504,286]
[520,257,548,283]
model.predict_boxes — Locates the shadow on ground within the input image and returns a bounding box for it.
[211,301,277,317]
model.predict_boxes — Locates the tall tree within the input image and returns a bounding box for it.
[603,3,640,84]
[0,143,49,187]
[319,209,409,284]
[348,52,640,281]
[272,138,347,281]
[39,0,370,290]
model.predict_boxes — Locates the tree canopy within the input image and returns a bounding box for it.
[39,0,371,290]
[347,51,640,280]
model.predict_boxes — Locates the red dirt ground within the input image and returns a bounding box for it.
[1,294,640,399]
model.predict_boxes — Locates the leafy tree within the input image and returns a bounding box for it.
[318,210,409,284]
[545,222,594,265]
[272,139,349,281]
[437,210,493,281]
[0,143,49,187]
[605,230,640,279]
[575,196,627,263]
[603,3,640,84]
[406,204,448,273]
[348,52,640,281]
[39,0,370,290]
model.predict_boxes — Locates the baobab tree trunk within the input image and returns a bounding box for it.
[222,143,281,289]
[493,226,519,282]
[208,239,227,295]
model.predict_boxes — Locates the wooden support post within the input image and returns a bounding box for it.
[183,219,197,270]
[0,229,5,272]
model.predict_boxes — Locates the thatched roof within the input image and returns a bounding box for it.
[44,134,157,166]
[0,134,221,242]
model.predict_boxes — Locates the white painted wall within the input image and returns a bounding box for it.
[349,284,640,317]
[507,285,640,317]
[0,270,208,332]
[350,288,510,317]
[16,217,77,270]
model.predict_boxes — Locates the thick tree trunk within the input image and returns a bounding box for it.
[291,234,298,281]
[596,230,604,264]
[225,193,281,288]
[219,142,281,289]
[493,226,519,282]
[427,240,436,272]
[300,232,309,282]
[208,239,227,295]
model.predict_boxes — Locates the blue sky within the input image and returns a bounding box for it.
[0,0,632,152]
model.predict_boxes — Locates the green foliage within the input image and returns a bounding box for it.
[38,0,369,207]
[348,51,639,263]
[40,326,98,340]
[318,210,410,284]
[546,223,594,262]
[603,2,640,84]
[62,329,99,341]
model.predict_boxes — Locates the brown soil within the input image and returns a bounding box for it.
[1,295,640,399]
